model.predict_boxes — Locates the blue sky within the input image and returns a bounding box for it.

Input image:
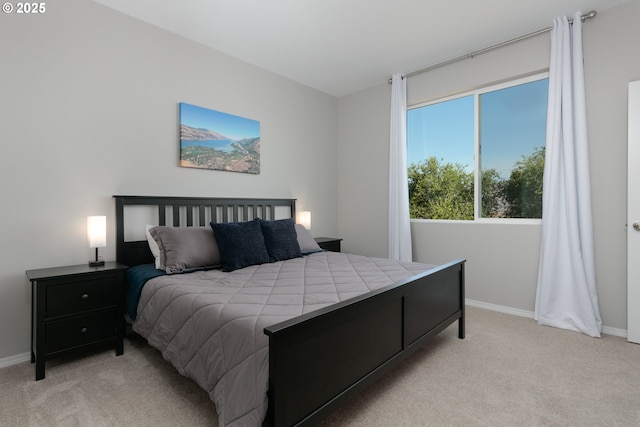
[179,102,260,140]
[407,78,548,178]
[408,95,474,171]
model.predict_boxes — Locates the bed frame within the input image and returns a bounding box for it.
[114,195,465,427]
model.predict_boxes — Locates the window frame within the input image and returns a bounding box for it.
[408,72,549,225]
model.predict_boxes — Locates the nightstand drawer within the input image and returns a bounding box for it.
[46,276,117,317]
[46,310,116,353]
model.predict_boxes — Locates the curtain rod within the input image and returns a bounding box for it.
[389,10,597,83]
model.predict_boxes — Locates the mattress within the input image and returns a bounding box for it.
[131,251,435,427]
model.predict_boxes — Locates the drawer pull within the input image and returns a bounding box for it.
[80,327,88,334]
[81,293,89,300]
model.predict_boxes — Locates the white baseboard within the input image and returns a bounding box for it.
[466,298,535,319]
[466,298,628,338]
[601,325,627,338]
[0,301,629,368]
[0,352,30,369]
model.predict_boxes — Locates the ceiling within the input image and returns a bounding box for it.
[92,0,631,98]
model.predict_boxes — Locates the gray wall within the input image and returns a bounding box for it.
[0,0,338,360]
[2,0,638,363]
[337,0,640,332]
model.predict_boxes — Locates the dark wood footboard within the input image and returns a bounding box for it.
[264,259,465,427]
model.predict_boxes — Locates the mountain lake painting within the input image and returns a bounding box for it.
[179,102,260,174]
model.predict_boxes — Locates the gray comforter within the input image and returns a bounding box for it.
[132,251,435,427]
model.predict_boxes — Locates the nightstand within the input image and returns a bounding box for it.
[25,262,128,380]
[315,237,342,252]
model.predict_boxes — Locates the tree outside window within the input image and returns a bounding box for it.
[407,74,548,221]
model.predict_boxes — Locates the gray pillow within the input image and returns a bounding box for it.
[294,224,322,254]
[149,226,221,274]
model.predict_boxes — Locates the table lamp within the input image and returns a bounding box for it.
[88,215,106,266]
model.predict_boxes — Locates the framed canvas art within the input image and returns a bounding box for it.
[179,102,260,174]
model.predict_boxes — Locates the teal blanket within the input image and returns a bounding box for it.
[125,264,165,320]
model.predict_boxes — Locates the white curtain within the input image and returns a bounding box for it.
[535,12,602,337]
[388,73,412,261]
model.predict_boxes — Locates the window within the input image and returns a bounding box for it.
[407,74,548,221]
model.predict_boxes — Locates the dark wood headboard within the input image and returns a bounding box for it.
[113,195,297,268]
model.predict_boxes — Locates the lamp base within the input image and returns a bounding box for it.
[89,247,104,267]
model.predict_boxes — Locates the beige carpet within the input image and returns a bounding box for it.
[1,306,639,426]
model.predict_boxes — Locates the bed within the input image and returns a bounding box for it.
[114,195,465,427]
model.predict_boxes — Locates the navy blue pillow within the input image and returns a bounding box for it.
[210,218,270,272]
[260,218,302,262]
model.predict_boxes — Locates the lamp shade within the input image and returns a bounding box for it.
[88,216,106,248]
[297,211,311,230]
